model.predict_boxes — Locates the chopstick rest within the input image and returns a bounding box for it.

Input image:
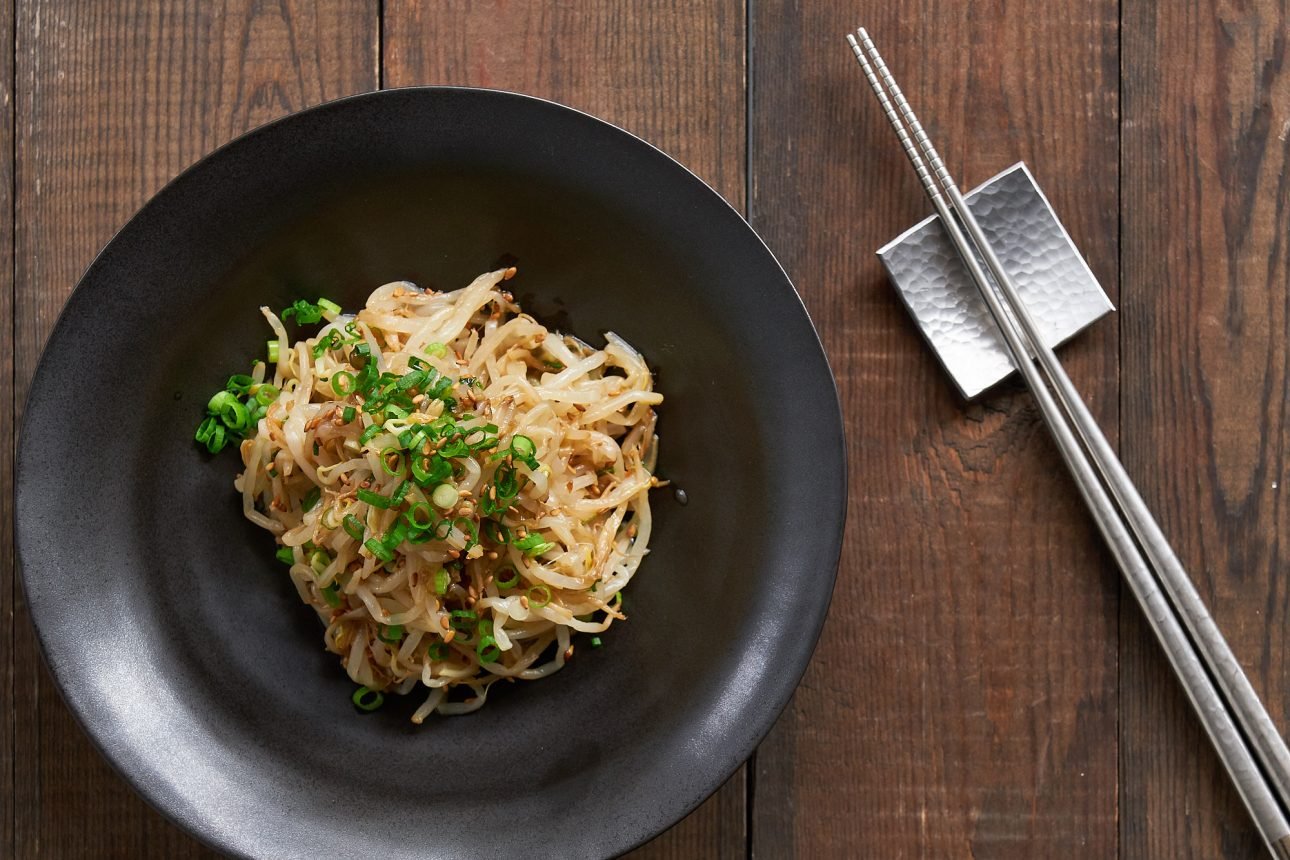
[878,162,1112,399]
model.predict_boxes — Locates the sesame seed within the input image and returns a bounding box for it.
[439,616,450,630]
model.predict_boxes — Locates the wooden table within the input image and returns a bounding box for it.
[2,2,1288,857]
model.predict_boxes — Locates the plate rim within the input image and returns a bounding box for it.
[15,84,848,859]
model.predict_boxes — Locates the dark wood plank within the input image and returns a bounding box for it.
[381,3,747,856]
[0,0,14,853]
[12,2,377,855]
[1120,1,1290,857]
[749,4,1121,857]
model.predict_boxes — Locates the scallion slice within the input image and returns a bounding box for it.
[449,610,478,632]
[405,502,435,531]
[342,514,365,541]
[364,537,394,563]
[352,686,384,712]
[477,635,500,664]
[320,584,342,608]
[331,371,356,396]
[431,483,459,509]
[357,487,392,509]
[510,434,536,459]
[494,565,521,589]
[309,549,331,575]
[380,447,406,477]
[482,519,511,545]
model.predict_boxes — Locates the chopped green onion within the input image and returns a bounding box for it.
[391,480,412,505]
[493,465,520,499]
[433,568,451,595]
[194,416,227,453]
[424,342,447,357]
[405,502,435,530]
[396,369,427,391]
[207,389,236,413]
[343,514,365,541]
[320,583,342,607]
[352,686,384,712]
[482,519,511,545]
[514,532,555,556]
[341,406,356,423]
[311,330,343,358]
[438,437,470,458]
[527,584,551,608]
[221,399,250,431]
[275,546,295,565]
[309,549,331,575]
[358,424,383,446]
[226,374,254,393]
[357,487,393,509]
[427,641,449,661]
[494,565,521,589]
[364,538,394,563]
[453,517,478,549]
[378,624,404,643]
[415,453,456,487]
[380,447,406,477]
[253,384,279,406]
[331,371,356,396]
[590,636,603,648]
[431,483,459,509]
[267,340,280,363]
[317,297,342,316]
[477,635,501,664]
[431,518,454,540]
[449,610,478,632]
[207,425,227,453]
[383,517,410,551]
[510,435,536,459]
[301,487,322,512]
[281,299,325,325]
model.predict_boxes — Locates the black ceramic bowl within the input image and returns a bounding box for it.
[16,88,845,859]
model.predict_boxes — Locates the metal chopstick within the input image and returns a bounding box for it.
[848,28,1290,859]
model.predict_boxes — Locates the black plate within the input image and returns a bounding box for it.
[16,88,845,859]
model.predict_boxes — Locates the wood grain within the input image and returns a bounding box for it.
[0,0,14,854]
[748,2,1122,857]
[381,3,748,856]
[11,2,377,855]
[1120,1,1290,857]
